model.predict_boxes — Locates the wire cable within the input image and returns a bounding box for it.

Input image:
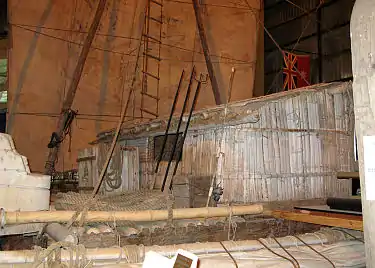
[10,23,254,64]
[257,238,298,268]
[294,235,336,268]
[164,0,258,11]
[332,228,365,243]
[290,0,324,53]
[273,237,300,268]
[219,241,239,268]
[12,24,138,57]
[242,0,310,88]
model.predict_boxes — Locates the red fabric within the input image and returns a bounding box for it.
[296,54,310,88]
[282,51,310,90]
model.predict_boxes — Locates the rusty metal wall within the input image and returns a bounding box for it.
[264,0,355,94]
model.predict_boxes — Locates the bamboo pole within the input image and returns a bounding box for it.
[4,205,263,225]
[0,229,361,264]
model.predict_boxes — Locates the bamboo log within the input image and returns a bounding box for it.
[4,205,263,225]
[0,229,361,264]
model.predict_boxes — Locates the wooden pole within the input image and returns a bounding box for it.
[44,0,107,175]
[191,0,225,105]
[351,0,375,265]
[4,205,263,225]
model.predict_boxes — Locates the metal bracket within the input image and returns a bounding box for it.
[194,73,209,84]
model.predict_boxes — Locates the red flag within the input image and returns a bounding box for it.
[283,51,310,90]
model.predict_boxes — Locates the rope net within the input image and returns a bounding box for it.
[54,190,171,227]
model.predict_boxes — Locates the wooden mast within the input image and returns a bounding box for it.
[44,0,107,175]
[192,0,226,105]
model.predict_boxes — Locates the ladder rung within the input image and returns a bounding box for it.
[143,52,161,61]
[143,34,161,43]
[150,0,163,6]
[141,92,160,100]
[148,16,162,24]
[141,108,158,117]
[142,71,160,80]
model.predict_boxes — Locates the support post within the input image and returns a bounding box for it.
[192,0,226,105]
[44,0,107,175]
[350,0,375,266]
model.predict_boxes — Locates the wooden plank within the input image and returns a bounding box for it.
[77,147,98,191]
[271,210,363,231]
[121,147,140,191]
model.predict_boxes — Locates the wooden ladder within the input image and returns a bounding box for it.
[140,0,163,119]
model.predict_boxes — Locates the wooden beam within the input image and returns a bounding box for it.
[44,0,107,175]
[271,210,363,231]
[294,209,362,220]
[337,171,360,179]
[192,0,226,105]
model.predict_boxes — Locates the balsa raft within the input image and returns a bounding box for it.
[0,229,365,267]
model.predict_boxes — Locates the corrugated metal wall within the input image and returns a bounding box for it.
[264,0,354,94]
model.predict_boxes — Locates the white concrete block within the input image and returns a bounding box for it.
[0,133,50,212]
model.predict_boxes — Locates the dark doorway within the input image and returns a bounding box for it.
[0,109,6,133]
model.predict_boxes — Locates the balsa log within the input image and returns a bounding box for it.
[0,229,362,264]
[4,205,263,225]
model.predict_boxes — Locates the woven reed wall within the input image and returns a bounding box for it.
[151,83,354,203]
[90,82,354,202]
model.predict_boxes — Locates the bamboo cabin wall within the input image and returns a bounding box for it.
[82,82,354,203]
